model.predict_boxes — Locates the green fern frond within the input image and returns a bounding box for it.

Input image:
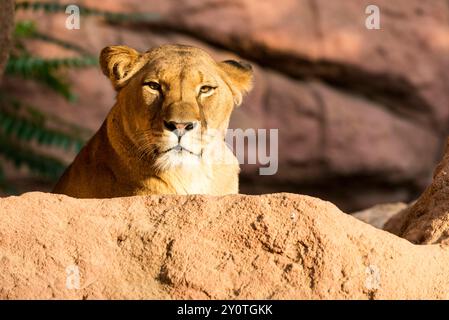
[5,55,97,100]
[0,110,84,151]
[0,133,67,180]
[15,1,65,13]
[15,1,159,23]
[34,33,91,55]
[0,94,90,151]
[14,20,38,38]
[0,93,92,138]
[14,20,91,55]
[6,55,97,75]
[39,72,76,101]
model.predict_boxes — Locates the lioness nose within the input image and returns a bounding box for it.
[163,121,197,136]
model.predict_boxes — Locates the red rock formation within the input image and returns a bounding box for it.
[4,1,449,211]
[1,191,449,299]
[385,138,449,244]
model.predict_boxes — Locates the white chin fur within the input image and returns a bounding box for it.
[154,149,201,172]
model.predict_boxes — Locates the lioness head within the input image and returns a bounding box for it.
[100,44,253,172]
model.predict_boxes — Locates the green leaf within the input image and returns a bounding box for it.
[15,1,160,22]
[0,133,67,180]
[14,20,37,38]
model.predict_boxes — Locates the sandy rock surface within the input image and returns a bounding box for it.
[385,139,449,244]
[1,191,449,299]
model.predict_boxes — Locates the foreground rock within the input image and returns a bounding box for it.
[385,139,449,244]
[1,192,449,299]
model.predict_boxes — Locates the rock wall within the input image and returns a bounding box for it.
[1,191,449,299]
[3,0,449,211]
[384,138,449,244]
[352,202,407,229]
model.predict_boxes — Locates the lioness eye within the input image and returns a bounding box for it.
[144,81,161,91]
[199,85,215,94]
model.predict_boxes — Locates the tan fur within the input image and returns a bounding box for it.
[53,44,253,198]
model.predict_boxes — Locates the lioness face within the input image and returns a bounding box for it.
[100,44,253,172]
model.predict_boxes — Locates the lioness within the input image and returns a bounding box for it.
[52,44,253,197]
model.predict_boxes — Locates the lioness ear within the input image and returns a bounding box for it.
[219,60,254,106]
[100,45,143,90]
